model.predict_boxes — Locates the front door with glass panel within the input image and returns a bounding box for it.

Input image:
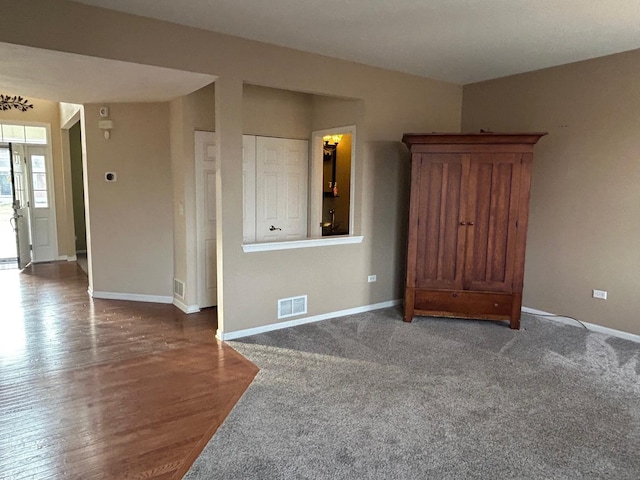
[0,146,20,267]
[1,124,57,266]
[9,144,32,269]
[26,145,57,263]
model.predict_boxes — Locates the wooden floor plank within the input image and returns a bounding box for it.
[0,262,258,479]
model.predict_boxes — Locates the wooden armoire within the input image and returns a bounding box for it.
[402,133,546,329]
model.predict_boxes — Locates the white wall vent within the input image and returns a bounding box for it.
[173,278,185,300]
[278,295,307,319]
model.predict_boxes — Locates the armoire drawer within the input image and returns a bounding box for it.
[414,289,513,319]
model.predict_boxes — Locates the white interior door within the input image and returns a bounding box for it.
[242,135,256,243]
[26,145,57,263]
[195,131,217,308]
[8,145,31,268]
[255,137,308,242]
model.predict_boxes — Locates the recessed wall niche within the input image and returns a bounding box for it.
[242,83,360,242]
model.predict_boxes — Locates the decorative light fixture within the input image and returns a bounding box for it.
[322,134,343,145]
[0,94,34,112]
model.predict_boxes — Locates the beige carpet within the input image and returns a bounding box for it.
[185,309,640,479]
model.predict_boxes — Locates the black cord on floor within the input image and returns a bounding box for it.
[530,313,589,330]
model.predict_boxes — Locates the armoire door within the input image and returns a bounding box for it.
[463,153,522,292]
[415,154,468,290]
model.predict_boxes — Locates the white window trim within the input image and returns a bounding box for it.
[242,235,363,253]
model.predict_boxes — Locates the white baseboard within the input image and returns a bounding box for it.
[173,298,201,314]
[217,299,401,341]
[522,306,640,344]
[67,255,77,262]
[89,289,173,304]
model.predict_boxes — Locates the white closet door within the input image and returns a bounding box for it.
[242,135,256,244]
[195,131,217,308]
[255,137,308,242]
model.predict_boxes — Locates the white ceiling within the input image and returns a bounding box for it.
[0,43,215,104]
[73,0,640,84]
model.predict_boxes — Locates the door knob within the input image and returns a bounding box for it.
[459,221,467,225]
[468,221,475,226]
[269,225,282,231]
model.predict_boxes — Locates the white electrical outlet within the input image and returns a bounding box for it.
[592,289,607,300]
[368,275,377,283]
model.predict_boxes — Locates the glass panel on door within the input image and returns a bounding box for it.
[31,155,48,208]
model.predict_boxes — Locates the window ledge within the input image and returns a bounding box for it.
[242,235,364,253]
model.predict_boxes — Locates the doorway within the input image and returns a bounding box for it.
[0,146,17,268]
[310,126,356,238]
[68,121,87,274]
[0,122,59,269]
[320,133,352,236]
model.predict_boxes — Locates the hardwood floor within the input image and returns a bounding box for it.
[0,262,258,479]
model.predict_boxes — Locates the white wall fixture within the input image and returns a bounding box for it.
[593,289,607,300]
[278,295,307,319]
[173,278,185,300]
[98,119,114,139]
[99,106,109,117]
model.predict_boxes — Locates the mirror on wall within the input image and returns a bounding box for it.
[321,133,352,236]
